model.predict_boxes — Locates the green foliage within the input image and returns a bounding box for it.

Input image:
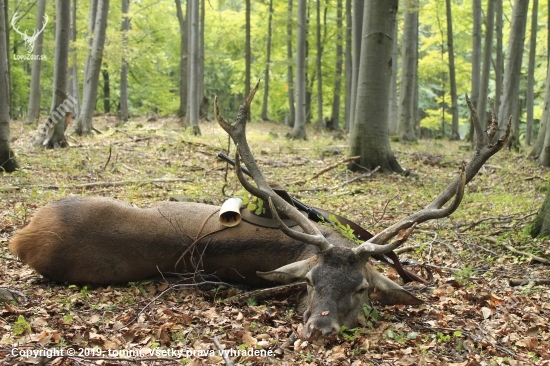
[454,265,474,286]
[12,316,31,335]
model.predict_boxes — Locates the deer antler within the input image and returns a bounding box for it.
[354,95,511,252]
[11,11,26,37]
[215,80,333,252]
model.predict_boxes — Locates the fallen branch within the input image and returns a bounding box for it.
[213,336,234,366]
[509,278,550,287]
[0,178,191,192]
[503,240,549,265]
[290,155,360,185]
[224,283,306,304]
[341,166,381,186]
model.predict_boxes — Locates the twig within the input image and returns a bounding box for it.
[224,282,306,304]
[290,156,360,185]
[213,336,234,366]
[102,145,112,171]
[0,178,191,191]
[502,241,549,264]
[341,166,381,186]
[509,278,550,286]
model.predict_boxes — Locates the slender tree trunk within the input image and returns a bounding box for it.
[315,0,323,129]
[37,0,70,148]
[286,0,295,127]
[175,0,187,119]
[198,0,205,118]
[187,0,200,135]
[397,0,418,142]
[245,0,251,121]
[102,69,110,113]
[118,0,129,124]
[526,0,538,146]
[495,0,503,114]
[446,0,460,140]
[531,58,550,159]
[84,0,98,93]
[478,0,495,131]
[469,0,482,141]
[348,0,363,131]
[388,20,399,136]
[349,0,402,173]
[25,0,47,125]
[261,0,273,121]
[4,0,10,119]
[75,0,110,135]
[0,0,18,171]
[329,0,343,131]
[67,0,80,119]
[498,0,529,150]
[344,0,352,131]
[290,0,307,139]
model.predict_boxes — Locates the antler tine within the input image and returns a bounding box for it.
[215,81,332,252]
[353,223,416,257]
[355,96,509,251]
[11,11,22,34]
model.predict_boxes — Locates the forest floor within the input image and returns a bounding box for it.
[0,115,549,366]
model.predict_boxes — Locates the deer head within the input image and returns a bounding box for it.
[215,81,510,339]
[11,11,49,53]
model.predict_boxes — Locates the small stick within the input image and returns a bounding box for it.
[213,336,234,366]
[509,278,550,286]
[291,156,361,185]
[503,240,549,265]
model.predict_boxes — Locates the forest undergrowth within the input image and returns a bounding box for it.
[0,116,549,365]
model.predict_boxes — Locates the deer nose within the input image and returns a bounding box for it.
[303,320,340,339]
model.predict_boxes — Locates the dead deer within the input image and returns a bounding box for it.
[9,82,510,339]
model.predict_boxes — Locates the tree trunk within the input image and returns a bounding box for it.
[531,56,550,159]
[4,0,10,119]
[315,0,323,129]
[349,0,402,173]
[469,0,482,141]
[495,0,503,114]
[530,189,550,238]
[290,0,307,139]
[388,20,398,136]
[83,0,98,91]
[25,0,47,125]
[348,0,363,132]
[329,0,343,131]
[37,0,70,149]
[525,0,538,146]
[261,0,273,121]
[0,0,18,172]
[344,0,352,132]
[446,0,460,140]
[498,0,529,150]
[76,0,110,135]
[187,0,200,135]
[67,0,80,119]
[245,0,251,121]
[118,0,129,124]
[175,0,187,119]
[478,0,495,131]
[286,0,295,127]
[198,0,205,117]
[102,69,110,113]
[397,0,418,142]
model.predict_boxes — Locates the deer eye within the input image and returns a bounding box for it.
[355,286,368,295]
[304,276,313,287]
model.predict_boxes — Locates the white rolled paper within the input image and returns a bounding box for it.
[219,197,243,227]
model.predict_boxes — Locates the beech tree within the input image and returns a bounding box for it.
[469,0,482,140]
[25,0,47,125]
[349,0,402,173]
[75,0,110,135]
[0,0,18,172]
[118,0,130,124]
[446,0,460,140]
[329,0,344,131]
[525,0,538,146]
[187,0,200,135]
[286,0,295,127]
[261,0,273,121]
[290,0,307,139]
[477,0,495,131]
[175,0,187,119]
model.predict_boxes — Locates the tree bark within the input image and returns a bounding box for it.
[315,0,323,129]
[83,0,98,91]
[0,0,18,171]
[525,0,538,146]
[67,0,80,119]
[290,0,307,139]
[469,0,482,141]
[348,0,363,132]
[498,0,529,150]
[187,0,200,135]
[4,0,10,119]
[478,0,495,131]
[118,0,130,124]
[349,0,402,173]
[102,69,110,113]
[198,0,205,118]
[530,188,550,238]
[175,0,187,119]
[344,0,352,132]
[25,0,47,125]
[38,0,70,149]
[329,0,343,131]
[286,0,295,127]
[495,0,503,114]
[446,0,460,140]
[388,20,398,136]
[75,0,110,135]
[397,0,418,142]
[261,0,273,121]
[245,0,251,121]
[531,56,550,159]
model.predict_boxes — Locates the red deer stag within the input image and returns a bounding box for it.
[9,82,510,339]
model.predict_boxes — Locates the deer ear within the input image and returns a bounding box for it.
[364,263,423,305]
[257,256,318,284]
